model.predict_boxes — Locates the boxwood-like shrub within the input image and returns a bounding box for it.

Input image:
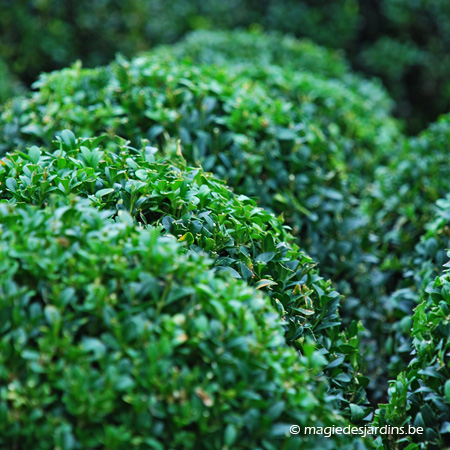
[365,113,450,291]
[0,34,401,398]
[164,31,399,174]
[160,30,351,79]
[0,197,367,450]
[375,260,450,450]
[163,30,406,397]
[380,194,450,380]
[353,113,450,390]
[372,187,450,449]
[0,41,400,299]
[0,134,371,418]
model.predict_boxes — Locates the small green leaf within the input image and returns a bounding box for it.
[256,251,275,263]
[44,305,61,326]
[350,403,365,422]
[61,130,76,149]
[255,279,278,289]
[444,380,450,403]
[178,232,194,246]
[95,188,115,198]
[216,266,241,279]
[224,424,238,446]
[6,178,17,193]
[325,355,345,370]
[28,146,42,163]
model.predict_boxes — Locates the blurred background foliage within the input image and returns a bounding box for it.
[0,0,449,133]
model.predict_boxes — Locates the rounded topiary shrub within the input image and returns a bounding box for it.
[357,113,450,394]
[361,113,450,368]
[161,30,351,79]
[162,30,398,175]
[0,198,369,449]
[0,35,400,310]
[0,32,401,400]
[0,134,370,417]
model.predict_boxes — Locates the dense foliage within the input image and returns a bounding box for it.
[0,38,405,398]
[1,10,450,446]
[364,114,450,291]
[2,0,449,130]
[161,30,351,79]
[0,197,365,449]
[0,33,399,289]
[376,260,450,450]
[372,120,450,449]
[0,134,370,417]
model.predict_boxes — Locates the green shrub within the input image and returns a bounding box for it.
[0,42,399,289]
[372,171,450,447]
[162,31,399,176]
[0,133,371,417]
[378,194,450,380]
[162,30,351,79]
[0,33,401,398]
[375,260,450,450]
[355,113,450,387]
[364,113,450,289]
[0,197,366,449]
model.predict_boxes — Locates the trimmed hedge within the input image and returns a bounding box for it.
[0,32,401,399]
[371,114,450,448]
[379,194,450,385]
[0,134,371,418]
[364,113,450,291]
[162,30,351,79]
[375,260,450,450]
[161,30,399,177]
[351,113,450,392]
[0,197,364,449]
[0,40,400,290]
